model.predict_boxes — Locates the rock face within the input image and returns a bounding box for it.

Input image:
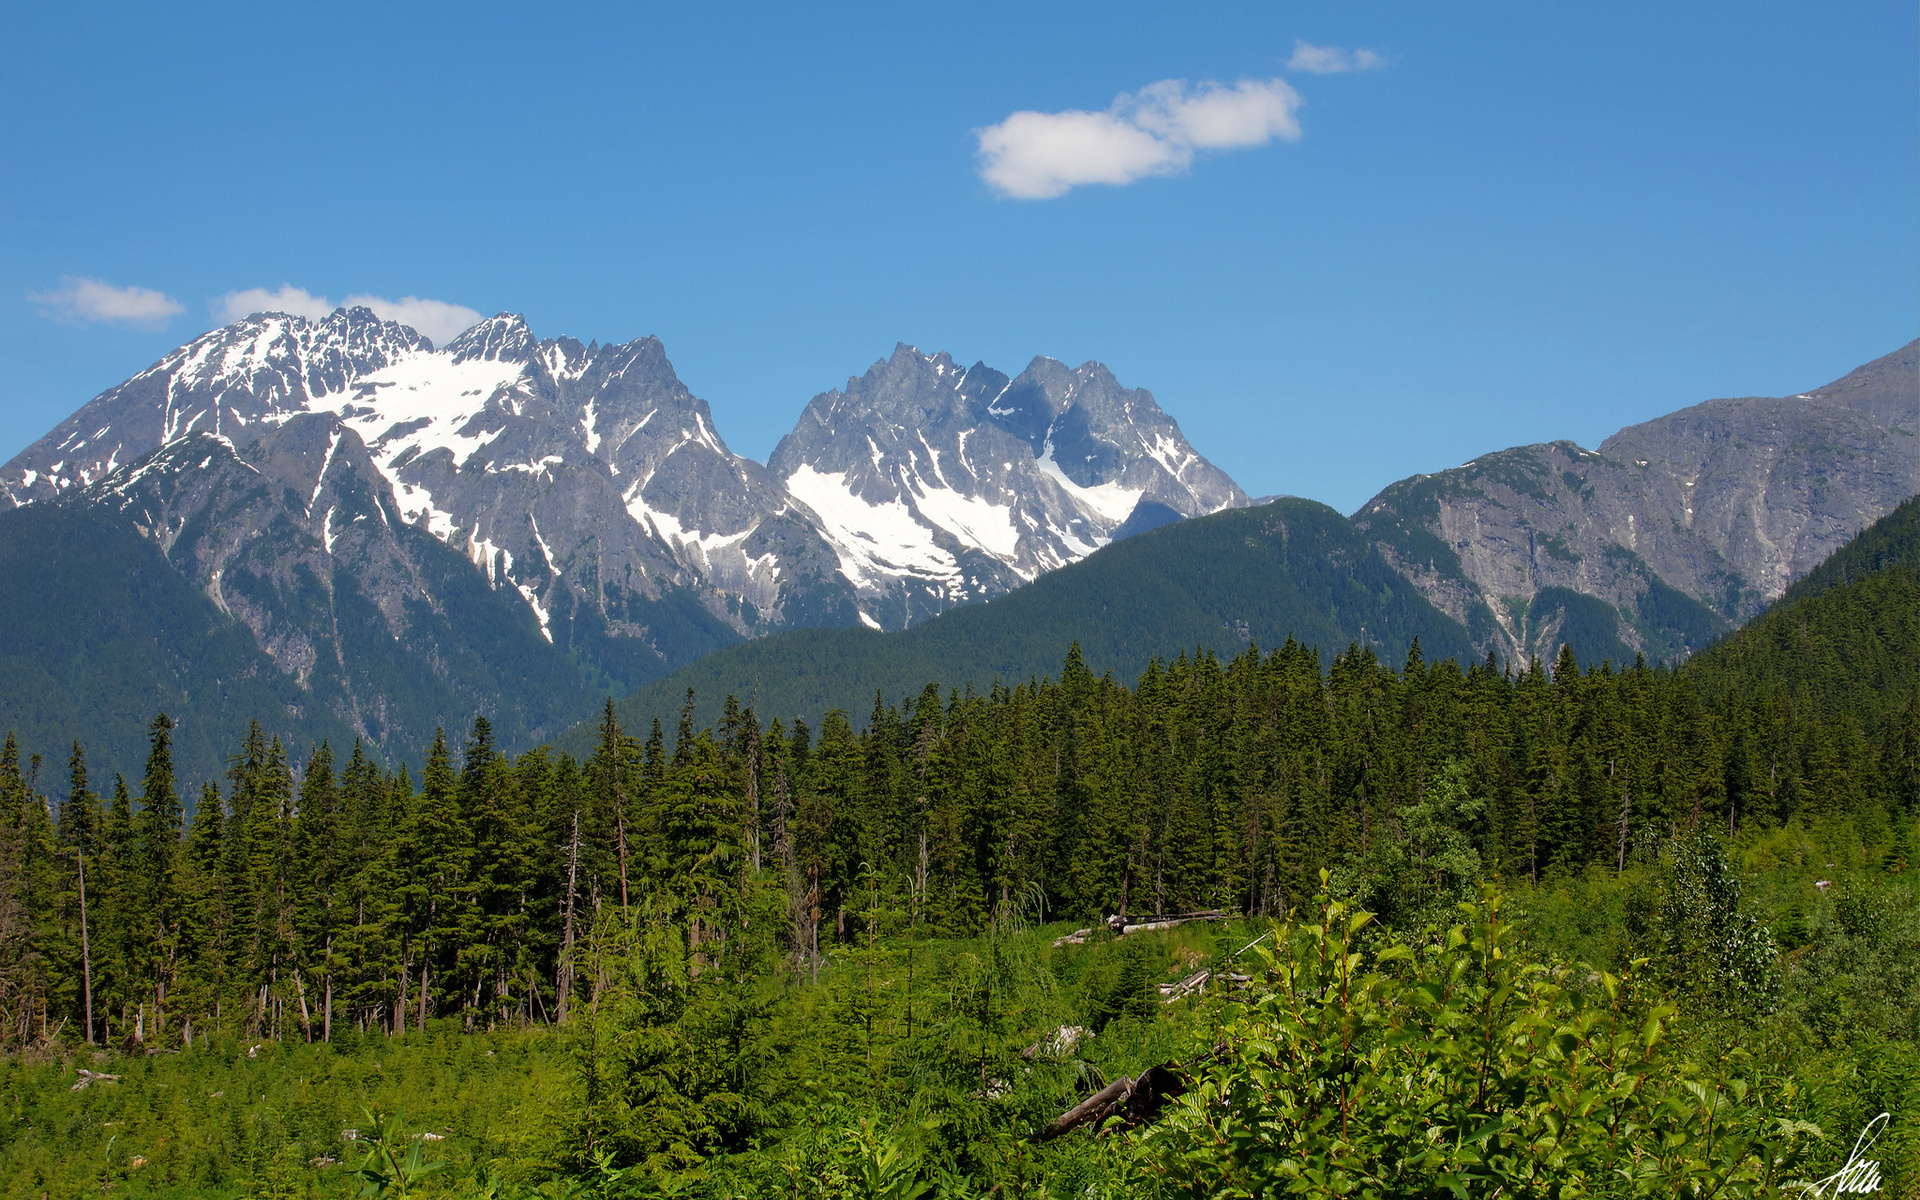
[769,344,1245,629]
[1354,341,1919,663]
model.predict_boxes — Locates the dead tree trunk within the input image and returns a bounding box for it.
[78,851,94,1044]
[558,807,582,1024]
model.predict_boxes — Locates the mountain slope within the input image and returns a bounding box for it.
[558,497,1474,753]
[0,424,601,784]
[1681,494,1920,736]
[1353,340,1919,663]
[0,501,356,788]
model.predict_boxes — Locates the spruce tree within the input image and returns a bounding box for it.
[402,729,468,1029]
[135,714,184,1034]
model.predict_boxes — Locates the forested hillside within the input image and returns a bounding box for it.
[566,497,1478,752]
[0,492,1915,1195]
[1685,495,1920,737]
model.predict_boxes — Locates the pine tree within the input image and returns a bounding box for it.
[294,742,343,1039]
[402,729,469,1030]
[590,701,632,910]
[177,780,229,1037]
[0,735,34,1045]
[58,743,101,1042]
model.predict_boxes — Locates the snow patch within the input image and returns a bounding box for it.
[784,463,959,588]
[911,480,1022,559]
[529,514,559,576]
[1035,436,1142,527]
[309,428,343,510]
[581,397,601,454]
[339,353,524,472]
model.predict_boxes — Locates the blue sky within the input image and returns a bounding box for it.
[3,1,1914,514]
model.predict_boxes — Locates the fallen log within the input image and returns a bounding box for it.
[1029,1042,1229,1142]
[1157,967,1211,1002]
[72,1069,121,1091]
[1108,910,1227,936]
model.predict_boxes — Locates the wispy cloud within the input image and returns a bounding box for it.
[1286,39,1386,75]
[976,76,1304,200]
[214,284,483,345]
[30,277,184,329]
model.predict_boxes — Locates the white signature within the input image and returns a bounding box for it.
[1793,1113,1890,1197]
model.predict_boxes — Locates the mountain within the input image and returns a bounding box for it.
[1353,340,1919,663]
[1,313,1243,674]
[1,300,1908,776]
[768,343,1246,629]
[0,418,598,785]
[0,309,1247,769]
[556,497,1476,753]
[0,308,857,693]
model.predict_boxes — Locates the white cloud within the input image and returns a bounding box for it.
[214,284,483,346]
[976,76,1304,200]
[215,284,336,324]
[30,277,185,329]
[1286,40,1386,75]
[343,294,485,346]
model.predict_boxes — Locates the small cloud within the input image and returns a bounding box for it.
[30,277,184,329]
[342,294,484,346]
[1286,39,1386,75]
[214,284,336,324]
[977,77,1303,200]
[214,285,482,345]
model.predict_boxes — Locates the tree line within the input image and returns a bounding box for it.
[0,635,1914,1050]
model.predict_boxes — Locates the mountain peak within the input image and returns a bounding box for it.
[447,313,536,364]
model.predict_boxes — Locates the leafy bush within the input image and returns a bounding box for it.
[1129,880,1818,1196]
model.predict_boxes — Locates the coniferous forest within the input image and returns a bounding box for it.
[1,503,1918,1196]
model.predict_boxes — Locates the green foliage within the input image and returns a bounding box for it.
[1686,497,1920,739]
[353,1105,450,1197]
[1131,882,1819,1196]
[1527,587,1635,669]
[1655,831,1783,1019]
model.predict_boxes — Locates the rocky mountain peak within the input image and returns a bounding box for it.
[764,343,1246,629]
[446,313,536,364]
[1359,340,1918,664]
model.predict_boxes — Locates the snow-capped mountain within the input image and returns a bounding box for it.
[1,308,861,691]
[770,344,1247,628]
[1,310,1246,689]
